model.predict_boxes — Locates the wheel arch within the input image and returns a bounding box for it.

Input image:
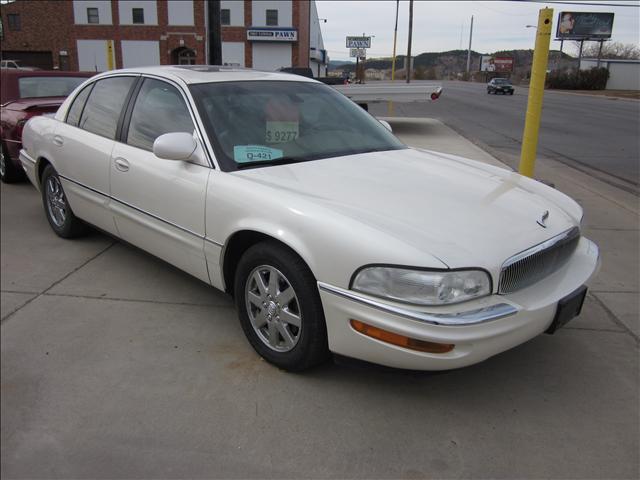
[221,229,317,298]
[36,156,52,189]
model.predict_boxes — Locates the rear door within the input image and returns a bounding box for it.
[53,75,137,234]
[109,77,211,283]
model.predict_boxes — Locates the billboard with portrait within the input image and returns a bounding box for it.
[556,12,614,39]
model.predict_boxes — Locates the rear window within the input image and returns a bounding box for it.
[18,76,88,99]
[79,76,135,140]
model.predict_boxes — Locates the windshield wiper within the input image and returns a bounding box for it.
[235,156,310,170]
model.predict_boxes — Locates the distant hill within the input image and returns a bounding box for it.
[328,60,354,69]
[330,49,577,79]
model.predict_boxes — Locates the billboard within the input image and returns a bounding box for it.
[480,56,513,73]
[346,36,371,48]
[556,12,614,39]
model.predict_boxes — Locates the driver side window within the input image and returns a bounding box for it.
[126,78,194,152]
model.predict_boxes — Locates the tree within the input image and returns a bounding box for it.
[574,41,640,60]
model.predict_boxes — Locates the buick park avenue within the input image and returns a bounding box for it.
[19,66,599,371]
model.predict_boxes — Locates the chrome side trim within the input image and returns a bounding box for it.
[205,237,223,247]
[59,174,209,241]
[317,282,518,326]
[59,173,109,198]
[502,227,580,269]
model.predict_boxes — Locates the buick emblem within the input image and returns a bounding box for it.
[537,210,550,228]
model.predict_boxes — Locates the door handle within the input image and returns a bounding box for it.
[53,135,64,146]
[114,157,130,172]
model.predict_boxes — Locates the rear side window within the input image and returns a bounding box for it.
[66,84,93,127]
[126,78,194,151]
[79,77,135,139]
[18,76,88,99]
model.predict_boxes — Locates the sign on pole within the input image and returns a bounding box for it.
[346,36,371,49]
[556,12,614,39]
[349,48,366,58]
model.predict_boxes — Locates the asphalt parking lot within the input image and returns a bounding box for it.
[2,120,639,478]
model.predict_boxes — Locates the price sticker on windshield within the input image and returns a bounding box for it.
[233,145,283,163]
[266,121,299,144]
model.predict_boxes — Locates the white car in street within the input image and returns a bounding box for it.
[20,66,599,371]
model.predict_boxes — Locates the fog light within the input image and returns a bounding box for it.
[350,319,454,354]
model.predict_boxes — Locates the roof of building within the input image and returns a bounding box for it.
[90,65,319,85]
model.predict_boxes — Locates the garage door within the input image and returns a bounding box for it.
[252,43,291,71]
[0,51,53,70]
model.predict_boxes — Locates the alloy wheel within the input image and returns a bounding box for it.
[45,175,67,227]
[0,148,6,178]
[245,265,302,352]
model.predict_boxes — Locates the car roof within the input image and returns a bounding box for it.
[90,65,319,85]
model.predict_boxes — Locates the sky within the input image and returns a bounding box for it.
[316,0,640,61]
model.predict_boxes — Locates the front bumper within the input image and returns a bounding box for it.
[319,237,599,370]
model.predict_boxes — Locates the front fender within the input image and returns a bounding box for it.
[205,170,447,291]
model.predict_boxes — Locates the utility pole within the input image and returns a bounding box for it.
[406,0,414,83]
[388,0,400,115]
[466,15,474,74]
[208,0,222,65]
[391,0,399,81]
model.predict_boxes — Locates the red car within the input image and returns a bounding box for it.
[1,69,94,183]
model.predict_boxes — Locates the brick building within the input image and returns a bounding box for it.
[0,0,327,73]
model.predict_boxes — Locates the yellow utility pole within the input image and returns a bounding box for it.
[519,7,553,178]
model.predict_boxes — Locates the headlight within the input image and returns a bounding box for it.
[351,267,491,306]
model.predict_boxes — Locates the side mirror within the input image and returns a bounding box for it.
[379,120,393,132]
[153,132,197,161]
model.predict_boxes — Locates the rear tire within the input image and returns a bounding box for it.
[234,241,330,372]
[40,164,88,238]
[0,143,23,184]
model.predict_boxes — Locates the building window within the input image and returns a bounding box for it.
[132,8,144,24]
[220,9,230,26]
[8,13,21,31]
[87,8,99,24]
[266,9,278,26]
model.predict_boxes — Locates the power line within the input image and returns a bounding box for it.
[507,0,640,7]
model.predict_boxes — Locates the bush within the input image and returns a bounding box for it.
[546,67,609,90]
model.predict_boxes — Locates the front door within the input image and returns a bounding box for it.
[109,77,211,283]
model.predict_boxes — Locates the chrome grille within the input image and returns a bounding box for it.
[498,227,580,294]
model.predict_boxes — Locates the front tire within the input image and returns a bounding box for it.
[40,164,88,238]
[234,241,329,372]
[0,143,23,183]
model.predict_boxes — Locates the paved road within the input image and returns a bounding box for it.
[370,80,640,193]
[2,123,638,478]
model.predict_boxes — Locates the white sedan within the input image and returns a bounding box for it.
[19,66,599,371]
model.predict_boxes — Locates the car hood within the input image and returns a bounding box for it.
[233,148,578,269]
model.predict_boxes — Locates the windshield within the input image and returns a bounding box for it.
[18,76,88,99]
[190,81,406,171]
[493,79,511,85]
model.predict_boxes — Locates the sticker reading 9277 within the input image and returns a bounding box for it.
[266,121,299,144]
[233,145,284,164]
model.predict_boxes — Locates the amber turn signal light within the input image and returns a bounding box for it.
[350,319,454,354]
